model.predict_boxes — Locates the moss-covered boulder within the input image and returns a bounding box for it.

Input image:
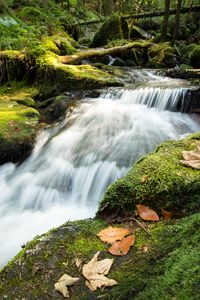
[90,15,129,47]
[0,213,199,299]
[190,45,200,68]
[33,51,121,93]
[0,83,40,164]
[147,42,175,68]
[130,25,151,40]
[98,133,200,219]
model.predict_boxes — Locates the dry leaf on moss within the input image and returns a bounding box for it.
[108,235,135,256]
[161,208,172,220]
[97,226,130,244]
[180,142,200,169]
[75,257,83,270]
[136,204,159,221]
[82,251,118,291]
[54,274,79,298]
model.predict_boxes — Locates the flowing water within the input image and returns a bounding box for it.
[0,70,200,266]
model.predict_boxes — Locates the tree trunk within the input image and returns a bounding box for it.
[104,0,114,16]
[161,0,171,40]
[171,0,182,45]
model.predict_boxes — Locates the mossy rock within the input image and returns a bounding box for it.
[130,25,151,40]
[0,82,40,164]
[90,15,129,47]
[0,213,199,299]
[190,45,200,68]
[0,101,39,163]
[98,133,200,219]
[34,51,121,92]
[147,42,175,68]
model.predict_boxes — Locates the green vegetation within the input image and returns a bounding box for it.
[190,45,200,68]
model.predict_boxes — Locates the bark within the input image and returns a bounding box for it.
[161,0,171,40]
[171,0,182,45]
[104,0,114,16]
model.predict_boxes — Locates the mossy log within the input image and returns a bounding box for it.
[59,41,152,65]
[98,132,200,220]
[72,5,200,27]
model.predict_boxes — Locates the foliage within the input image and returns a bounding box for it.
[190,45,200,68]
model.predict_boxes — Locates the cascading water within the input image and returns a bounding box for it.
[0,70,200,266]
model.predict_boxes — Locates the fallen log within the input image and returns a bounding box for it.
[73,5,200,27]
[122,5,200,20]
[59,41,152,65]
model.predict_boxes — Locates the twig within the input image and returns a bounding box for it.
[122,217,151,235]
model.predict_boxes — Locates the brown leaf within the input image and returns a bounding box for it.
[140,175,148,183]
[136,204,159,221]
[108,235,135,256]
[54,274,79,298]
[180,142,200,169]
[82,251,118,291]
[161,208,172,220]
[97,226,130,244]
[75,257,83,270]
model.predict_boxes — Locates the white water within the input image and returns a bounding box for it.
[0,70,200,266]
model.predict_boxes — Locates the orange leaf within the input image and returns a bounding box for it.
[136,204,159,221]
[108,235,135,256]
[161,209,172,220]
[97,226,130,244]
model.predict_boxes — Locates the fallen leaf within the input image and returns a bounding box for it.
[180,142,200,169]
[54,274,79,298]
[161,208,172,220]
[108,235,135,256]
[82,251,118,291]
[97,226,130,244]
[75,257,83,270]
[140,175,148,183]
[136,204,159,221]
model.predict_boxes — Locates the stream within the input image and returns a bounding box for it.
[0,70,200,266]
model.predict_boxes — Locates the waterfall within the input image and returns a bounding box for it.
[0,70,199,266]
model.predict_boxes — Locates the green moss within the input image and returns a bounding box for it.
[107,213,200,300]
[0,81,40,163]
[98,133,200,218]
[52,33,77,55]
[105,39,130,48]
[190,45,200,68]
[41,36,59,54]
[147,42,175,68]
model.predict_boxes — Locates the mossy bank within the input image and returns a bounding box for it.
[0,214,199,299]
